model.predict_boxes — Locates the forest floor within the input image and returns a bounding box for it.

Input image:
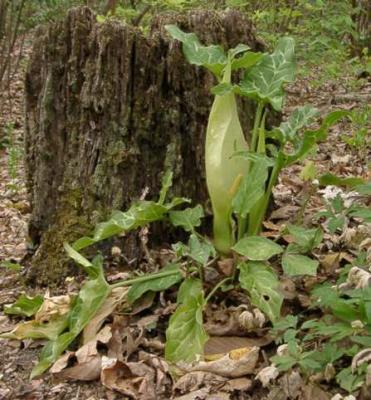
[0,36,370,400]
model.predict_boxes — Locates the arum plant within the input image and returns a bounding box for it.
[165,26,350,252]
[2,29,353,378]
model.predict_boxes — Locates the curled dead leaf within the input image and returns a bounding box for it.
[101,357,156,400]
[347,267,371,289]
[35,293,72,322]
[173,371,226,394]
[205,336,271,358]
[256,365,279,387]
[238,308,266,331]
[352,348,371,372]
[217,258,234,276]
[183,346,259,378]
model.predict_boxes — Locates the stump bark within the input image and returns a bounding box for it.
[24,7,264,284]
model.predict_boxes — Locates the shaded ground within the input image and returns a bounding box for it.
[0,35,370,400]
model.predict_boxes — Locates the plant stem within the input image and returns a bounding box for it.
[251,101,264,152]
[237,103,265,239]
[111,269,181,289]
[249,153,285,236]
[205,277,232,304]
[257,109,267,154]
[237,215,247,241]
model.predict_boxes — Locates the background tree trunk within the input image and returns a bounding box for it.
[24,6,264,285]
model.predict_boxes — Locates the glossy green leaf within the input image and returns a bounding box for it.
[73,198,188,250]
[328,215,346,233]
[231,51,263,71]
[272,105,319,143]
[349,207,371,222]
[177,278,203,305]
[4,294,43,317]
[165,24,227,78]
[319,173,365,188]
[286,224,323,252]
[232,236,283,260]
[300,161,317,181]
[282,110,351,166]
[354,183,371,195]
[68,274,110,335]
[188,234,216,265]
[31,258,110,378]
[232,158,269,218]
[238,261,283,322]
[228,43,250,58]
[127,263,183,304]
[169,205,204,232]
[282,253,319,276]
[336,367,365,393]
[165,278,208,363]
[232,151,275,166]
[239,37,295,110]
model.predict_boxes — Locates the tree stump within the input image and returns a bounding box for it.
[24,6,264,284]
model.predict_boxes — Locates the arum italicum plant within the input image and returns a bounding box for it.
[165,25,348,254]
[1,28,352,378]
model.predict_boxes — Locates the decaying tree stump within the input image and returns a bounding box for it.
[24,6,264,284]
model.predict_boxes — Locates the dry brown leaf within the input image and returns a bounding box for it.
[205,305,247,336]
[185,346,259,378]
[279,277,297,300]
[137,351,171,394]
[238,308,266,331]
[204,335,271,360]
[319,252,346,274]
[280,370,303,398]
[35,293,72,323]
[223,377,252,391]
[0,315,15,334]
[347,267,371,289]
[217,258,234,276]
[100,357,156,400]
[50,352,75,374]
[136,314,159,330]
[130,291,155,315]
[107,315,128,360]
[173,388,210,400]
[53,356,102,381]
[302,383,330,400]
[270,205,300,220]
[352,348,371,372]
[173,371,226,394]
[83,286,128,344]
[256,365,279,387]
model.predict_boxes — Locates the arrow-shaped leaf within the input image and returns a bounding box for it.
[239,37,295,111]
